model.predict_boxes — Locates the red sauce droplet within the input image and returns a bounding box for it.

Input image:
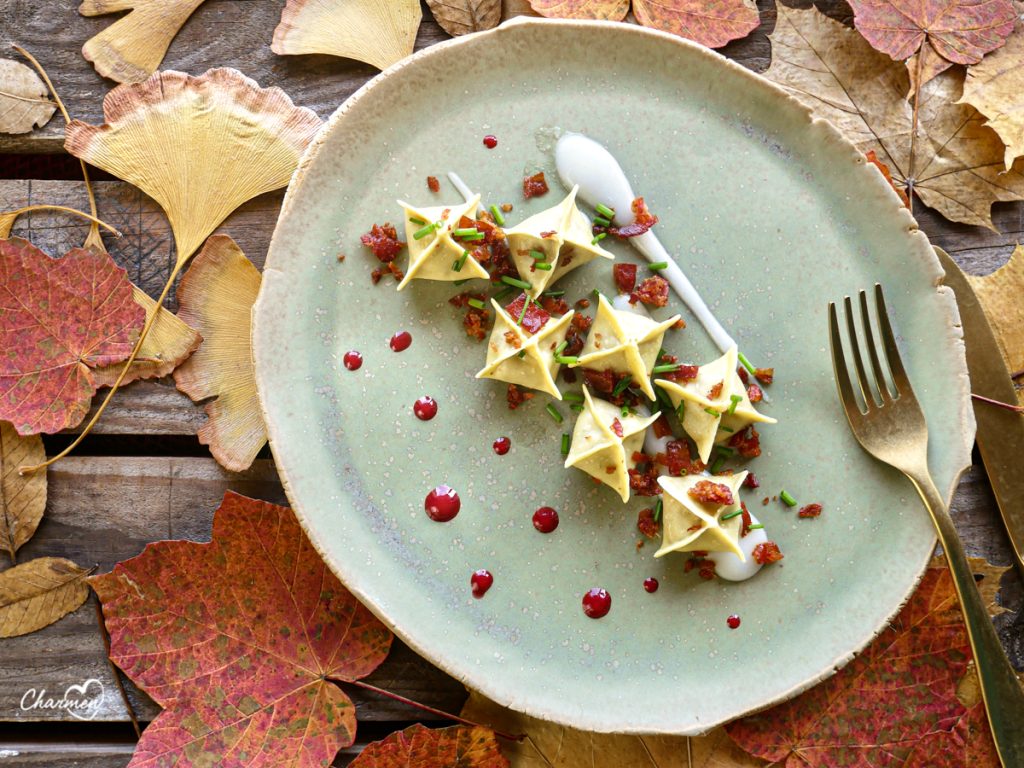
[471,569,493,598]
[425,485,460,522]
[389,331,412,352]
[582,588,611,619]
[643,577,659,593]
[343,351,362,371]
[413,396,437,421]
[727,614,741,629]
[492,436,511,455]
[483,134,498,149]
[532,506,559,533]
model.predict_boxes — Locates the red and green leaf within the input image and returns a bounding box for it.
[633,0,759,48]
[529,0,630,20]
[350,723,509,768]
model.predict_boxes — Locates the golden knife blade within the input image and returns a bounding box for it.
[937,247,1024,571]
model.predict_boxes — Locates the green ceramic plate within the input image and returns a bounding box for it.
[253,18,973,734]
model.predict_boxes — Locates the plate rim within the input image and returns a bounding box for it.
[253,16,975,735]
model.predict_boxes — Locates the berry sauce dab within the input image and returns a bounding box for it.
[727,614,741,629]
[471,569,493,598]
[532,506,559,533]
[582,588,611,619]
[413,396,437,421]
[389,331,412,352]
[483,134,498,149]
[492,436,511,455]
[342,351,362,371]
[424,485,460,522]
[643,577,659,593]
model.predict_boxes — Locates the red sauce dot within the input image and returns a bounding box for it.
[425,485,460,522]
[582,588,611,619]
[483,134,498,149]
[389,331,412,352]
[727,614,741,629]
[492,436,511,455]
[471,569,493,598]
[532,506,559,533]
[342,351,362,371]
[413,396,437,421]
[643,577,659,593]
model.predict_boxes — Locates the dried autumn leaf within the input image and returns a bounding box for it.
[64,68,322,265]
[968,245,1024,404]
[173,235,265,472]
[0,238,144,435]
[461,691,762,767]
[272,0,422,71]
[727,563,999,766]
[0,557,92,638]
[961,27,1024,169]
[0,58,56,134]
[91,491,394,768]
[529,0,630,20]
[427,0,502,36]
[92,286,202,387]
[350,723,509,768]
[763,4,1024,230]
[80,0,208,84]
[633,0,760,49]
[0,422,46,563]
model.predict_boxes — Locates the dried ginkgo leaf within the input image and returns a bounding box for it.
[173,235,266,472]
[0,422,46,563]
[272,0,422,70]
[0,58,56,134]
[64,68,322,265]
[80,0,208,84]
[967,244,1024,404]
[427,0,502,35]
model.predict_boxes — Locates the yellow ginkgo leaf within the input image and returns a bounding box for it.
[173,235,266,472]
[64,68,322,265]
[80,0,209,84]
[272,0,422,71]
[0,421,46,563]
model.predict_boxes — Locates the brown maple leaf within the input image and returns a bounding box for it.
[427,0,502,36]
[0,238,145,435]
[350,723,509,767]
[90,491,394,768]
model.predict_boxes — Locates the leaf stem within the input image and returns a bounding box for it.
[2,205,121,237]
[93,599,141,739]
[342,679,524,742]
[906,52,924,214]
[971,393,1024,413]
[0,88,57,106]
[1011,368,1024,380]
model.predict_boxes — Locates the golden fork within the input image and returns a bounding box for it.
[829,284,1024,767]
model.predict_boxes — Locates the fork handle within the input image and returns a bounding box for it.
[909,472,1024,767]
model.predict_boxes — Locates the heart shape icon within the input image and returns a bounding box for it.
[64,678,104,721]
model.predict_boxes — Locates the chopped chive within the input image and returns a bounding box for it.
[517,296,530,326]
[554,340,568,356]
[591,233,608,245]
[453,227,479,237]
[490,205,505,226]
[409,216,427,225]
[748,523,765,530]
[612,376,633,396]
[780,490,797,507]
[595,203,616,219]
[621,405,630,417]
[704,407,721,417]
[452,250,469,272]
[534,262,553,271]
[719,425,735,433]
[737,351,756,375]
[493,286,514,302]
[546,404,564,423]
[654,498,663,522]
[728,394,742,415]
[593,215,612,227]
[461,232,486,241]
[530,249,546,261]
[570,403,585,412]
[453,279,469,286]
[561,433,570,455]
[721,509,744,520]
[676,401,686,419]
[652,363,681,374]
[710,455,726,474]
[413,223,437,240]
[543,289,565,297]
[716,446,735,457]
[518,349,527,358]
[501,276,531,290]
[563,392,584,403]
[467,298,486,311]
[555,355,579,365]
[649,261,669,271]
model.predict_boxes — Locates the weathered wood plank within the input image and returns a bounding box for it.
[0,742,367,767]
[1,456,466,723]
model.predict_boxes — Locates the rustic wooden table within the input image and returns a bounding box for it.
[1,1,1021,765]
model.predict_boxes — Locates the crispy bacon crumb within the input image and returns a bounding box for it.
[336,253,345,262]
[361,223,404,263]
[371,262,404,284]
[523,171,549,199]
[685,554,717,580]
[449,291,490,341]
[539,295,570,315]
[613,263,638,294]
[688,480,735,506]
[762,497,770,506]
[628,464,662,496]
[754,368,774,385]
[637,508,660,538]
[504,330,522,349]
[605,465,616,474]
[632,276,669,307]
[575,298,591,309]
[655,440,704,476]
[737,366,750,386]
[740,503,753,537]
[798,503,823,519]
[672,318,686,330]
[747,383,764,403]
[752,541,784,565]
[506,384,534,410]
[708,381,724,400]
[505,293,551,334]
[652,414,673,439]
[501,203,513,213]
[743,472,760,489]
[606,197,659,239]
[729,426,762,458]
[610,418,624,438]
[427,175,440,192]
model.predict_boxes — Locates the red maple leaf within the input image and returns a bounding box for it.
[349,723,509,767]
[0,238,145,435]
[90,491,394,768]
[726,565,999,766]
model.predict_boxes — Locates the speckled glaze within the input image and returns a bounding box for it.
[253,19,973,735]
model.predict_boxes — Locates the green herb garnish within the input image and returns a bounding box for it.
[530,249,546,260]
[780,490,797,507]
[563,392,584,403]
[467,298,486,311]
[409,216,427,225]
[652,363,681,374]
[721,509,744,520]
[561,433,570,455]
[728,394,742,415]
[612,376,633,396]
[453,227,479,237]
[546,404,564,423]
[593,215,611,227]
[737,351,756,375]
[490,205,505,226]
[534,262,553,271]
[649,261,668,271]
[654,498,663,522]
[704,407,721,417]
[501,276,531,290]
[595,203,616,219]
[413,222,437,240]
[591,233,608,245]
[710,455,726,474]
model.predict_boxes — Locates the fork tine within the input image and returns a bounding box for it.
[829,302,862,419]
[858,290,892,401]
[874,284,906,397]
[843,295,873,408]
